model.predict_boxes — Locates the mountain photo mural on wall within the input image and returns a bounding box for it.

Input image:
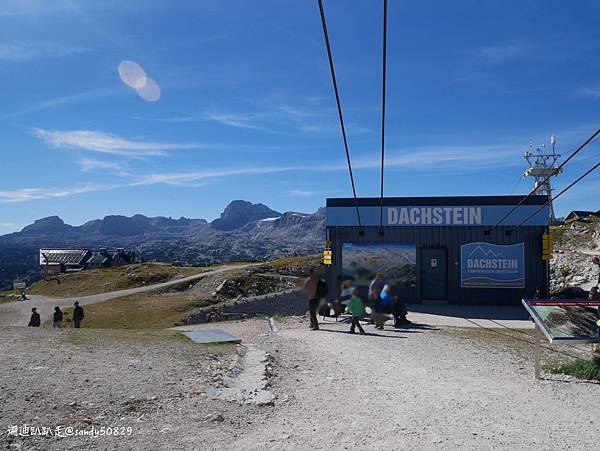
[341,242,417,287]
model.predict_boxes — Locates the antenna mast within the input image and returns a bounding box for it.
[523,133,561,222]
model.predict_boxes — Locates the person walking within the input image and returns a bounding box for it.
[345,288,366,335]
[73,301,84,328]
[303,269,320,331]
[52,307,63,328]
[27,308,40,327]
[592,257,600,287]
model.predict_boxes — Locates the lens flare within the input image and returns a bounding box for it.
[136,77,161,102]
[118,60,147,89]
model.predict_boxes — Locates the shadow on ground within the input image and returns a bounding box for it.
[407,304,529,320]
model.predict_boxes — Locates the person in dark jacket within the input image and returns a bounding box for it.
[53,306,63,328]
[73,301,84,328]
[28,308,40,327]
[303,269,320,331]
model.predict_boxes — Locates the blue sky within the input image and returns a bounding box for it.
[1,0,600,234]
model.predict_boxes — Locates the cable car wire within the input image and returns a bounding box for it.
[494,127,600,228]
[513,158,600,229]
[378,0,388,230]
[317,0,362,227]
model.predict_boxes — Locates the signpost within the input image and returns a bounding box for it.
[522,299,600,379]
[13,281,27,300]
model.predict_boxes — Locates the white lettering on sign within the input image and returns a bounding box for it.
[386,207,482,226]
[466,258,518,269]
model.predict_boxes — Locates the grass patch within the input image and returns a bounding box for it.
[48,292,209,330]
[273,314,287,324]
[0,293,18,304]
[547,349,600,381]
[50,328,236,355]
[268,255,320,270]
[28,263,208,297]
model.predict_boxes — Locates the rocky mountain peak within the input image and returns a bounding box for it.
[211,200,281,231]
[21,216,71,234]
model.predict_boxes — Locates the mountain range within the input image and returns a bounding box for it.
[0,200,325,289]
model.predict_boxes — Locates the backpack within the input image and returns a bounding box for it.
[316,279,328,299]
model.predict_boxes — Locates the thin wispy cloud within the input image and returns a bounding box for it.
[0,0,80,16]
[580,87,600,99]
[477,42,534,65]
[289,190,315,198]
[0,41,88,61]
[135,101,368,137]
[78,158,129,175]
[0,184,119,203]
[0,167,296,202]
[1,141,527,203]
[34,129,204,158]
[203,110,273,132]
[133,166,299,187]
[353,145,522,171]
[454,40,536,83]
[2,87,121,118]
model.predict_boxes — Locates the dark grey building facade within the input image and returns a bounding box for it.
[325,195,550,305]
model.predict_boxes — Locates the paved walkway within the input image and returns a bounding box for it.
[404,304,535,329]
[0,263,257,326]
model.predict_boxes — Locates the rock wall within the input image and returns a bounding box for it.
[550,216,600,291]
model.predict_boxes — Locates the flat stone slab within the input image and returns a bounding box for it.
[183,329,242,344]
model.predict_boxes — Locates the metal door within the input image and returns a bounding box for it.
[420,248,448,301]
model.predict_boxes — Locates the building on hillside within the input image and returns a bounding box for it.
[564,210,596,222]
[39,247,138,275]
[86,252,111,268]
[39,249,91,277]
[86,248,137,268]
[110,248,137,266]
[325,195,550,306]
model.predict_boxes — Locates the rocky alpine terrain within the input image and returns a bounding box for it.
[550,215,600,291]
[0,200,325,289]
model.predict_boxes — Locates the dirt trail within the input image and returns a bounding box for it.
[0,264,258,327]
[181,318,600,450]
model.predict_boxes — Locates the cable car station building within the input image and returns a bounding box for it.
[325,195,550,305]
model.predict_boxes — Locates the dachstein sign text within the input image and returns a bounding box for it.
[387,207,481,226]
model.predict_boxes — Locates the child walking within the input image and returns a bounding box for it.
[345,288,366,335]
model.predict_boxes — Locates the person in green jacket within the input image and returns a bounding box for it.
[345,288,366,335]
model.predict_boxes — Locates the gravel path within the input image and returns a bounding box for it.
[2,315,599,450]
[179,317,600,450]
[0,264,256,327]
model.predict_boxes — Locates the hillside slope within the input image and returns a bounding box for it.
[27,263,210,297]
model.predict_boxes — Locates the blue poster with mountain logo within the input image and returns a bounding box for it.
[461,242,525,288]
